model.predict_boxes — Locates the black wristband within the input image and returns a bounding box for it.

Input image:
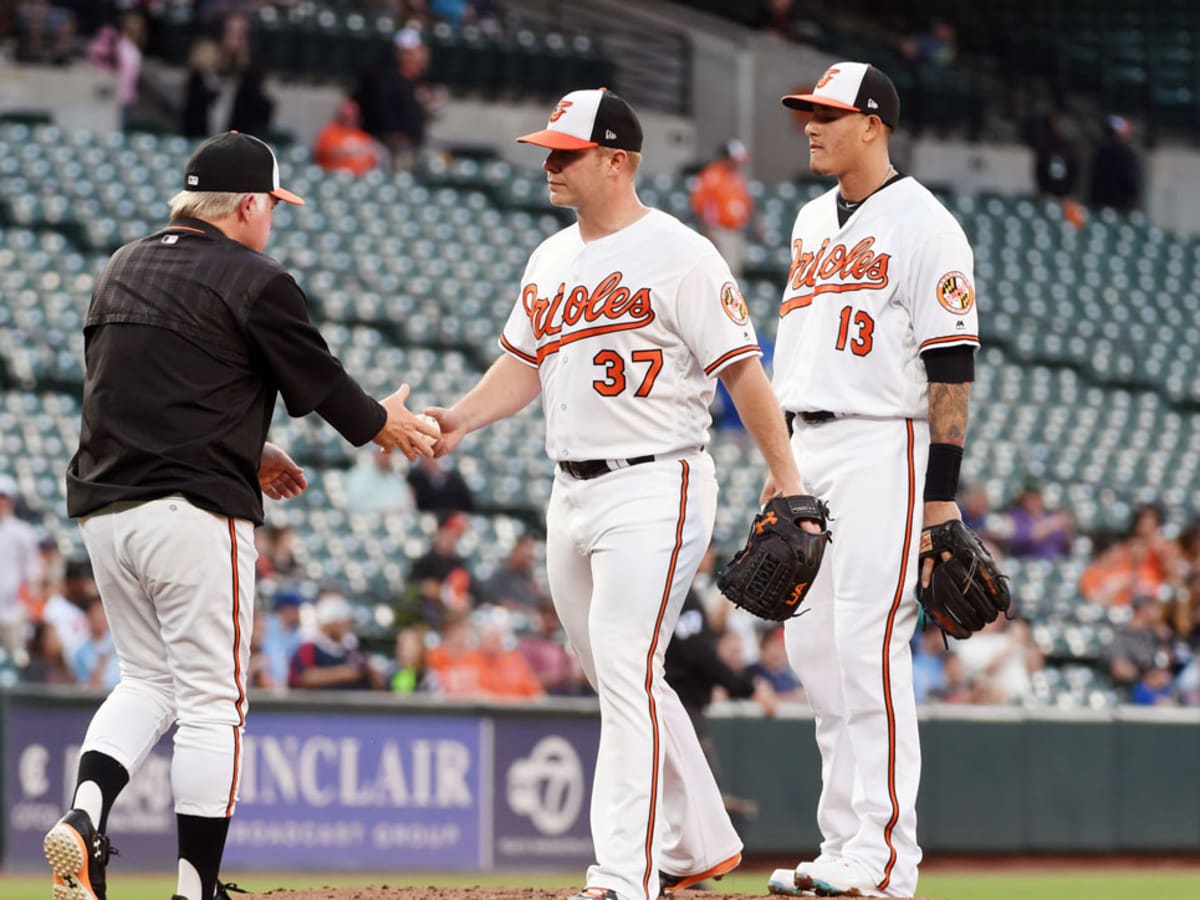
[924,442,963,502]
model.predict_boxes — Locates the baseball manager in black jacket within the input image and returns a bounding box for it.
[42,131,437,900]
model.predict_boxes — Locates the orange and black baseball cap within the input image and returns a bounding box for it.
[517,88,643,152]
[183,131,305,205]
[782,62,900,130]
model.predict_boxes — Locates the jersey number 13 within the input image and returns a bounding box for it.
[835,306,875,356]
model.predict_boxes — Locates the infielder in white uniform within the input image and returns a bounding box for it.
[764,64,980,898]
[426,89,807,900]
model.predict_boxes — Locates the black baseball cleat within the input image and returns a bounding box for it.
[43,808,117,900]
[570,889,620,900]
[660,851,742,895]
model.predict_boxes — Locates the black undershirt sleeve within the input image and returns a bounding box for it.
[921,344,975,383]
[247,273,386,445]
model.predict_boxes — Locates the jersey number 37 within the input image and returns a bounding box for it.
[593,349,664,397]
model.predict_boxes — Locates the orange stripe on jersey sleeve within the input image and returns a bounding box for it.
[499,334,538,366]
[703,344,761,376]
[919,334,979,350]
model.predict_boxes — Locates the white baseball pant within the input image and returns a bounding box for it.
[546,452,742,900]
[78,494,255,818]
[784,416,927,898]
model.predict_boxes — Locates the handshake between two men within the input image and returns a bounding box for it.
[372,384,445,460]
[258,384,444,504]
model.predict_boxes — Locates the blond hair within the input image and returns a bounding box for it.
[168,190,266,221]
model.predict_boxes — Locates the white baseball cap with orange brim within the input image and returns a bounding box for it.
[517,88,644,152]
[782,62,900,130]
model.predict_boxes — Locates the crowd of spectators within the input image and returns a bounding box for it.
[1027,110,1145,226]
[5,0,492,168]
[1080,502,1199,706]
[7,457,1200,710]
[919,481,1200,706]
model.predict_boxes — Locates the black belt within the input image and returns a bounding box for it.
[559,455,656,480]
[785,410,837,436]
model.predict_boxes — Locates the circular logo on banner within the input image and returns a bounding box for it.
[506,736,584,836]
[19,745,49,797]
[720,282,750,325]
[936,271,975,315]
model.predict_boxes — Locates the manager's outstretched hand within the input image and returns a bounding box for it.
[258,442,307,500]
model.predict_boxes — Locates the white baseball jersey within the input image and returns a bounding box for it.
[773,177,978,418]
[500,209,761,461]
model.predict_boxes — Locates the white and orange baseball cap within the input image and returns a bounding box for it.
[782,62,900,130]
[517,88,643,152]
[183,131,305,205]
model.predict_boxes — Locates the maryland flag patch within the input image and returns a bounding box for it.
[720,282,750,326]
[936,271,975,315]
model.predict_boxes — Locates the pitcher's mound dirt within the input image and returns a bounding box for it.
[246,888,925,900]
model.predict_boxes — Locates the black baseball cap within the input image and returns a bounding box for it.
[782,62,900,130]
[183,131,305,205]
[517,88,643,152]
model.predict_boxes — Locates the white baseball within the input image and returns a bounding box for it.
[417,413,441,446]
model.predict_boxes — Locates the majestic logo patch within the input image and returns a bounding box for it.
[549,100,573,123]
[720,282,750,326]
[815,67,840,89]
[936,271,975,315]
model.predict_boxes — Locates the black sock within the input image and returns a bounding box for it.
[76,751,130,833]
[177,814,231,900]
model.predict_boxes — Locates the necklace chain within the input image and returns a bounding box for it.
[840,165,896,210]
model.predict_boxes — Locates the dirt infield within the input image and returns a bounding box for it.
[246,889,927,900]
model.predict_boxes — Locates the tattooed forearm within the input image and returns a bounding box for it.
[929,382,971,445]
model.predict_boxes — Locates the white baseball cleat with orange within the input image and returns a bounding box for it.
[794,857,885,897]
[660,851,742,894]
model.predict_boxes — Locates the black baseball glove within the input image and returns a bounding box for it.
[717,495,831,622]
[918,520,1011,639]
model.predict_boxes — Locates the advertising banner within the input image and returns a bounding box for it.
[224,712,483,869]
[5,705,177,869]
[491,718,599,869]
[4,703,484,871]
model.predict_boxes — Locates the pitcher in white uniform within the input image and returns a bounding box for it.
[764,64,980,898]
[426,89,806,900]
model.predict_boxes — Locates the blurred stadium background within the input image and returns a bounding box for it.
[2,0,1200,892]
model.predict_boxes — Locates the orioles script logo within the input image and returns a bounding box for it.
[523,271,655,359]
[780,236,891,316]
